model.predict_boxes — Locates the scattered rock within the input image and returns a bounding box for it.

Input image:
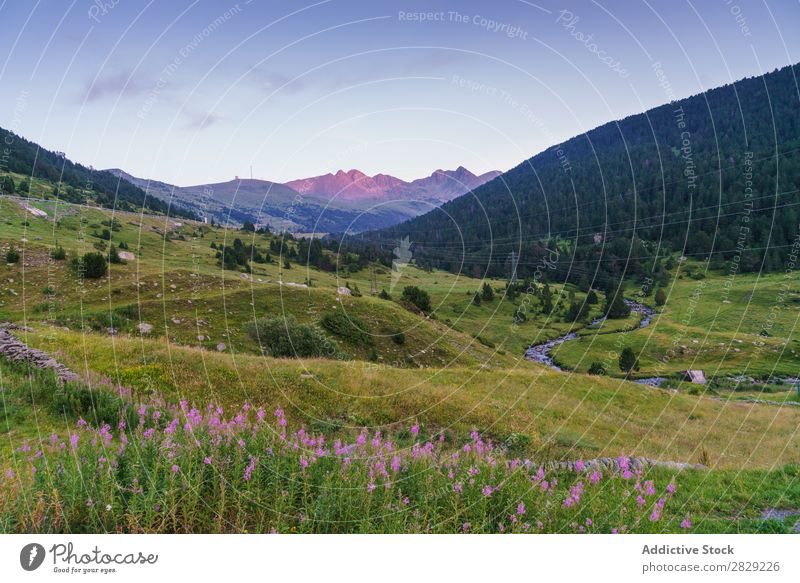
[0,323,79,383]
[216,343,226,352]
[137,322,153,335]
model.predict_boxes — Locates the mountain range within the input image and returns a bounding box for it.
[108,166,500,233]
[364,63,800,283]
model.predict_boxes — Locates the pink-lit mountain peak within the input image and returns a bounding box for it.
[286,166,500,203]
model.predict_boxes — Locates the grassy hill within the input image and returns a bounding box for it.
[1,196,799,533]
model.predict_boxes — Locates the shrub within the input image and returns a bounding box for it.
[50,245,67,260]
[1,175,15,194]
[401,286,432,313]
[109,245,123,264]
[655,289,666,306]
[586,290,598,304]
[605,293,631,319]
[320,311,369,345]
[391,331,406,345]
[481,282,494,302]
[475,335,494,348]
[246,316,342,358]
[378,289,391,300]
[6,246,20,264]
[73,252,108,279]
[619,347,640,374]
[587,362,606,375]
[472,291,482,306]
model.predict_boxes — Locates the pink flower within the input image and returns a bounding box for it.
[171,464,180,474]
[243,457,257,481]
[482,485,493,497]
[410,423,419,436]
[680,517,692,529]
[462,522,471,532]
[367,482,376,493]
[644,480,655,496]
[667,482,677,494]
[517,502,526,515]
[575,460,585,472]
[204,457,212,465]
[585,518,593,527]
[589,470,602,484]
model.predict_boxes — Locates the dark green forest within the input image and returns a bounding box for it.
[0,126,194,218]
[362,64,800,288]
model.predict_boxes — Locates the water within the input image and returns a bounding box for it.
[524,299,656,372]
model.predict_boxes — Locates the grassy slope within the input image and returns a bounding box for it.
[11,326,799,469]
[0,197,798,471]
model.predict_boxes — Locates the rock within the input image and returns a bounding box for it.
[137,322,153,335]
[216,343,226,352]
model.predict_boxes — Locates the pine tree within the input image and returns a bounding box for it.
[619,347,640,374]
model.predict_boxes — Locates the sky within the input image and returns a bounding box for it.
[0,0,798,186]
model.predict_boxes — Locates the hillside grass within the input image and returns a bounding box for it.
[8,326,798,470]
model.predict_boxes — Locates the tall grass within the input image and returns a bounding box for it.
[1,375,689,533]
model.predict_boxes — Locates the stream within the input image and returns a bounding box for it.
[524,299,656,375]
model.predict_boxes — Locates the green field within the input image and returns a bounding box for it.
[1,195,799,533]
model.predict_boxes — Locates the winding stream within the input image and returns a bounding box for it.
[524,299,656,373]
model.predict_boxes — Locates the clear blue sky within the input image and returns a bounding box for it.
[0,0,797,185]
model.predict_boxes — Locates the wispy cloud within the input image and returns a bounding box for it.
[182,110,224,131]
[81,71,150,103]
[246,67,306,94]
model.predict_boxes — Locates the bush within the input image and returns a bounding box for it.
[481,282,494,302]
[50,245,67,260]
[1,175,15,194]
[379,289,391,300]
[655,289,666,306]
[586,290,598,304]
[619,347,640,374]
[588,362,606,375]
[605,293,631,319]
[391,331,406,345]
[73,252,108,279]
[246,316,342,358]
[401,286,432,313]
[320,311,369,345]
[475,335,494,348]
[5,246,20,264]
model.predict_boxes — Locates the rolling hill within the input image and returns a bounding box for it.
[0,126,194,218]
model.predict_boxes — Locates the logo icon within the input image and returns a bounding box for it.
[20,543,46,571]
[390,236,412,292]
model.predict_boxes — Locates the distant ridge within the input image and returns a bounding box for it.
[108,166,500,233]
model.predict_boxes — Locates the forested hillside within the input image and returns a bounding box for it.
[0,127,193,218]
[365,64,800,287]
